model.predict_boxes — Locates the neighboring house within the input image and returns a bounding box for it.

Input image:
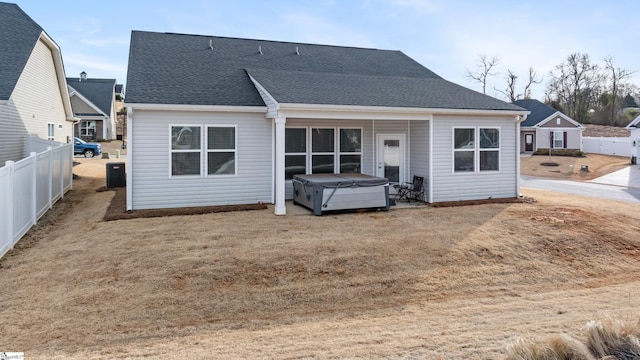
[125,31,529,214]
[66,72,117,141]
[625,114,640,162]
[513,99,584,154]
[0,2,74,166]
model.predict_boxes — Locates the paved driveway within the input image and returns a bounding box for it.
[521,165,640,204]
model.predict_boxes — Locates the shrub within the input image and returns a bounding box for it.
[533,148,586,157]
[506,318,640,360]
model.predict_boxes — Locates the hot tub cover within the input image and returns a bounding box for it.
[292,173,388,188]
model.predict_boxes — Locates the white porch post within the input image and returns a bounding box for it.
[274,116,287,215]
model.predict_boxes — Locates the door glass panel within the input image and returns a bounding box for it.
[383,139,400,183]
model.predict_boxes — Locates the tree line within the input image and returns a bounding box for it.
[467,53,638,126]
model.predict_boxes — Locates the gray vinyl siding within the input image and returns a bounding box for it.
[431,115,518,202]
[0,39,70,166]
[284,118,375,199]
[536,128,582,150]
[70,96,101,115]
[409,120,429,197]
[130,109,272,210]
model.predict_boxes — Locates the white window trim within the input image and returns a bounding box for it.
[169,124,203,178]
[338,127,363,174]
[47,122,55,141]
[285,126,364,177]
[553,131,564,149]
[452,126,501,174]
[284,127,308,180]
[206,125,238,177]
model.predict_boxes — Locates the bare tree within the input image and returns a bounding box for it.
[494,69,518,101]
[494,67,543,102]
[603,56,637,125]
[523,67,543,99]
[466,54,500,95]
[546,53,603,122]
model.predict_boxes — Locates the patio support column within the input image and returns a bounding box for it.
[274,116,286,215]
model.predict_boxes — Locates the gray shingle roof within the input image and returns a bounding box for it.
[67,77,116,116]
[0,2,44,101]
[513,99,560,127]
[126,31,525,112]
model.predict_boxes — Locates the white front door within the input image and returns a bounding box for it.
[376,134,405,186]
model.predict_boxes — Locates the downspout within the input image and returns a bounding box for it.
[428,114,433,203]
[516,114,526,198]
[126,107,133,211]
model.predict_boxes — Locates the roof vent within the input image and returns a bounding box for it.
[295,46,300,55]
[259,46,263,55]
[79,71,87,81]
[209,40,213,50]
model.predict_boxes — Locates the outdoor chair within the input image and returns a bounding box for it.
[393,175,425,203]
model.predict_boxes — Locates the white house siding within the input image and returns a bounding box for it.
[284,118,375,199]
[130,109,272,210]
[0,39,70,165]
[431,115,518,203]
[409,120,429,197]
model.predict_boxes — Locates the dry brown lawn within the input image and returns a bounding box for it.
[1,146,639,359]
[520,153,630,180]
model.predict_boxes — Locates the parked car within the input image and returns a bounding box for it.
[74,137,102,158]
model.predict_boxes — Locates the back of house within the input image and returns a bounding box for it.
[125,31,528,214]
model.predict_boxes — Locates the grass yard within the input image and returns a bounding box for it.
[0,154,639,359]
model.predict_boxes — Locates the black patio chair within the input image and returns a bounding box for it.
[393,175,425,203]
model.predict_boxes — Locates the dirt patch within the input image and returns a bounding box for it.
[582,124,630,137]
[521,153,630,180]
[100,185,267,221]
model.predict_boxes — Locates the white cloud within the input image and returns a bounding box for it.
[63,53,127,82]
[386,0,439,14]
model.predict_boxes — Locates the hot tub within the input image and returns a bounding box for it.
[292,173,390,216]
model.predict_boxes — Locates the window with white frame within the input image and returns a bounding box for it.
[170,125,237,177]
[284,127,363,179]
[339,128,362,173]
[285,128,307,180]
[553,131,564,149]
[171,126,201,176]
[453,127,500,173]
[311,128,335,174]
[80,121,96,138]
[47,123,55,140]
[207,126,236,175]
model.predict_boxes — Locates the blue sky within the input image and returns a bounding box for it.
[16,0,640,101]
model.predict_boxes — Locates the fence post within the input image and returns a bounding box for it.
[47,146,53,210]
[5,161,15,249]
[30,152,37,226]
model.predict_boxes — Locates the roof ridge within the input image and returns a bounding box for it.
[133,30,390,52]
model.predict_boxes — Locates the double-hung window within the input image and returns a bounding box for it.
[552,131,564,149]
[47,123,55,141]
[285,128,307,180]
[170,125,237,177]
[171,126,201,176]
[207,126,236,175]
[284,127,362,179]
[453,127,500,173]
[339,128,362,173]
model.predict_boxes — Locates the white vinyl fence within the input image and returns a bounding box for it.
[0,137,73,259]
[582,137,632,157]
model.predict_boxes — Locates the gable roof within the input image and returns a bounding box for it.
[513,99,582,128]
[126,31,525,112]
[626,114,640,129]
[0,2,44,101]
[67,77,116,116]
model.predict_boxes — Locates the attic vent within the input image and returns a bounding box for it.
[295,46,299,55]
[209,40,213,50]
[259,46,263,55]
[79,71,87,81]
